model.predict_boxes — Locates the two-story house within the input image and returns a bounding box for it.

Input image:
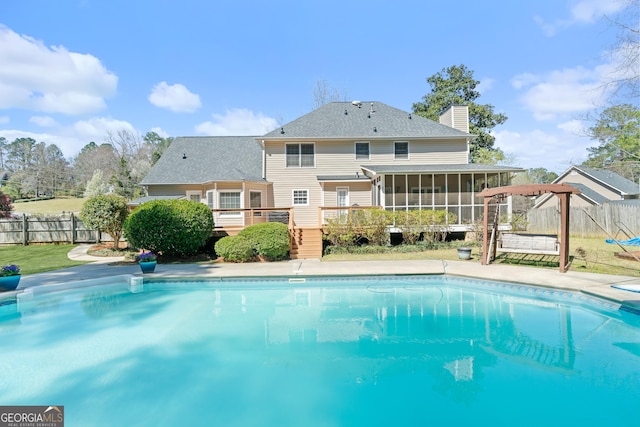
[138,101,522,257]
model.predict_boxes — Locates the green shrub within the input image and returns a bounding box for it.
[393,209,456,244]
[214,235,254,262]
[123,199,214,257]
[359,209,393,246]
[80,195,128,248]
[238,222,290,260]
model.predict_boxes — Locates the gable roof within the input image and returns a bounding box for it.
[556,165,639,196]
[141,136,264,185]
[262,101,474,140]
[564,182,608,205]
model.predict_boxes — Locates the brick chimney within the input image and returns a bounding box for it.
[439,105,469,133]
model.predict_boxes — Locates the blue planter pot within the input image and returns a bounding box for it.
[0,275,21,291]
[139,261,157,274]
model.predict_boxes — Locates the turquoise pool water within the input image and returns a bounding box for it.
[1,276,639,426]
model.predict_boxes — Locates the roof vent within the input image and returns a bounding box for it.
[352,100,362,108]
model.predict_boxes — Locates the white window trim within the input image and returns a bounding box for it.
[292,189,309,206]
[219,191,242,216]
[394,141,410,160]
[249,190,263,216]
[285,142,316,168]
[186,191,203,203]
[354,141,370,160]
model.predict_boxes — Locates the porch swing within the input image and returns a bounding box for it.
[478,184,581,273]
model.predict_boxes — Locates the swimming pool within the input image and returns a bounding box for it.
[1,275,638,426]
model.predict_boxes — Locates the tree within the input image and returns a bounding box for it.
[80,195,129,248]
[0,190,12,218]
[105,129,152,198]
[603,0,639,101]
[312,79,348,109]
[72,142,119,194]
[144,131,174,165]
[583,104,640,181]
[84,170,111,198]
[412,65,508,162]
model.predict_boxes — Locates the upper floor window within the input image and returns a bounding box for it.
[394,141,409,160]
[286,143,315,167]
[355,141,370,160]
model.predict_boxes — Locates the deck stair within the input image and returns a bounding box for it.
[290,227,323,259]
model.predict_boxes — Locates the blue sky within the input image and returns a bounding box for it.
[0,0,634,173]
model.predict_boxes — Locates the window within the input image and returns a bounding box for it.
[219,192,241,209]
[394,141,409,160]
[355,142,370,160]
[206,190,215,209]
[286,143,315,167]
[186,191,202,203]
[293,190,309,206]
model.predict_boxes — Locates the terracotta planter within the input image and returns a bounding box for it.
[0,275,21,291]
[139,261,157,274]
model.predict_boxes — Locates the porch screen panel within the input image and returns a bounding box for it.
[384,175,393,207]
[447,175,459,205]
[420,174,433,207]
[408,175,419,206]
[460,174,473,204]
[474,173,486,203]
[394,175,406,208]
[433,174,446,205]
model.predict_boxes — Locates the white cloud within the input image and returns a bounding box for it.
[535,0,628,36]
[148,82,201,113]
[0,25,117,115]
[494,128,592,173]
[476,78,495,94]
[29,116,59,127]
[0,116,9,124]
[512,65,611,120]
[71,117,137,145]
[196,108,278,135]
[150,127,170,138]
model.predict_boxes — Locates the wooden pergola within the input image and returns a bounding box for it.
[478,184,581,273]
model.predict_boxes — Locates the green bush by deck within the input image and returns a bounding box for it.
[124,199,214,257]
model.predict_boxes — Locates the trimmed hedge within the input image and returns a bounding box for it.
[214,235,254,262]
[124,199,214,257]
[238,222,290,260]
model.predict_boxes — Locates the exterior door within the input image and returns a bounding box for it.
[337,187,349,220]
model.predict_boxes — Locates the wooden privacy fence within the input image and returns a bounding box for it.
[0,214,112,245]
[527,204,640,238]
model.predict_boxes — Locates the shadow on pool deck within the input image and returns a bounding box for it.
[9,245,640,313]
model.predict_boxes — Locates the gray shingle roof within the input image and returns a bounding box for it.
[361,164,524,174]
[262,101,474,139]
[141,136,264,185]
[559,165,640,195]
[564,182,608,205]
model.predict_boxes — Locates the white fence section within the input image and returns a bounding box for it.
[0,214,113,245]
[527,204,640,238]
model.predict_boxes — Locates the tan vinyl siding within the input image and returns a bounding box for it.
[559,172,623,200]
[147,184,204,196]
[322,182,372,206]
[439,105,469,133]
[264,138,468,226]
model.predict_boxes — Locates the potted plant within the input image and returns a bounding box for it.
[0,264,21,291]
[457,247,472,260]
[137,251,157,274]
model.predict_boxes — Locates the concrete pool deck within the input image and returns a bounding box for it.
[10,244,640,312]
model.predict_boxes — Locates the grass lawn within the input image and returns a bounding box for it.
[322,237,640,277]
[11,197,87,215]
[1,244,89,275]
